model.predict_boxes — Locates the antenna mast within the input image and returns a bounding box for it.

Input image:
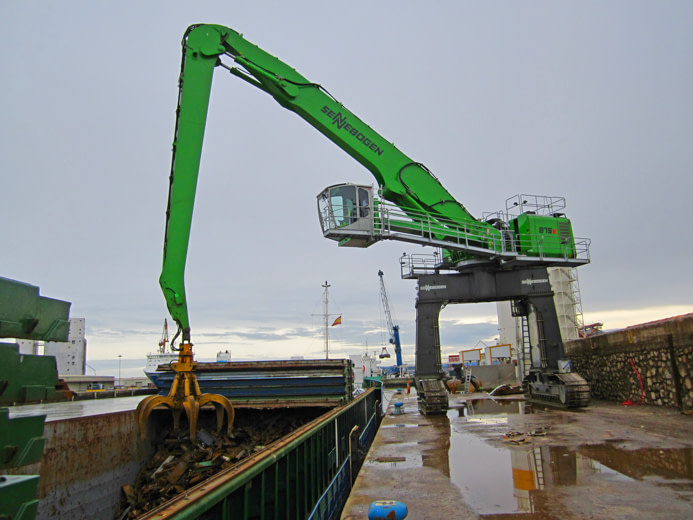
[322,281,331,359]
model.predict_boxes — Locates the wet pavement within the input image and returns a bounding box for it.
[341,389,693,519]
[7,395,149,421]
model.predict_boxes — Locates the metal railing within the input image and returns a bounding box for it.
[373,203,505,255]
[321,198,590,268]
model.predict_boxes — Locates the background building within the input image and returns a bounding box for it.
[17,318,87,376]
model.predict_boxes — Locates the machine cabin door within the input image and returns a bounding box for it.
[317,184,375,247]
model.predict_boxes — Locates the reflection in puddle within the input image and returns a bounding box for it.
[446,409,693,516]
[449,425,517,514]
[579,443,693,481]
[591,460,636,482]
[465,416,510,426]
[459,398,525,416]
[371,454,423,469]
[372,397,693,517]
[455,398,524,426]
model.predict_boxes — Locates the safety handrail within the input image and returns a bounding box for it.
[321,198,590,266]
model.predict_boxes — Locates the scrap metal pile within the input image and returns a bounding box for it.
[119,408,323,518]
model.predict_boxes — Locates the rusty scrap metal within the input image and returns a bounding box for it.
[119,408,324,518]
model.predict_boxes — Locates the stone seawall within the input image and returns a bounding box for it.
[565,313,693,410]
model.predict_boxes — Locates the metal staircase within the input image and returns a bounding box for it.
[510,300,533,380]
[532,447,545,489]
[520,317,532,379]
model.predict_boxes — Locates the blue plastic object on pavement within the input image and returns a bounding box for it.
[368,500,408,519]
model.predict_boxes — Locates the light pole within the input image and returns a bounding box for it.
[118,354,122,389]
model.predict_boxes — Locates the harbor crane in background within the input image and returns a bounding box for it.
[378,270,404,375]
[158,318,169,353]
[137,24,591,431]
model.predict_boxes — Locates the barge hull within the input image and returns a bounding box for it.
[140,387,381,520]
[152,359,355,408]
[6,388,381,520]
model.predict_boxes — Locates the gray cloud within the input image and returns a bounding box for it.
[2,2,691,368]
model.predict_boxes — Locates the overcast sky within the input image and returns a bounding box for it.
[2,1,691,377]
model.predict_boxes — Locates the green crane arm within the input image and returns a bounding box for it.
[161,24,497,340]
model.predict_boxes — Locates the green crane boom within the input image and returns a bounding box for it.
[161,24,588,342]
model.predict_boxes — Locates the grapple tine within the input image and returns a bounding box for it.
[199,393,235,436]
[182,395,200,438]
[135,395,175,439]
[137,341,235,441]
[172,407,182,432]
[214,403,224,434]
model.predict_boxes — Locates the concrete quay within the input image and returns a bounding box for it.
[341,389,693,519]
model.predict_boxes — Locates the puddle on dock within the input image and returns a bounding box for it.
[457,397,525,416]
[444,407,693,517]
[376,399,693,517]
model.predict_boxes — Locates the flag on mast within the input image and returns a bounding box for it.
[331,316,342,326]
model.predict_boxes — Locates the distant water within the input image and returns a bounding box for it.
[85,356,216,379]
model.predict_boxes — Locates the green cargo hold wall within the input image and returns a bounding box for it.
[565,314,693,410]
[0,343,65,405]
[0,277,71,342]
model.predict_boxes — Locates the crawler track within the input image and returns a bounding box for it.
[524,372,591,408]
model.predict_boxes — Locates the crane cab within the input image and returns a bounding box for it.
[317,184,376,247]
